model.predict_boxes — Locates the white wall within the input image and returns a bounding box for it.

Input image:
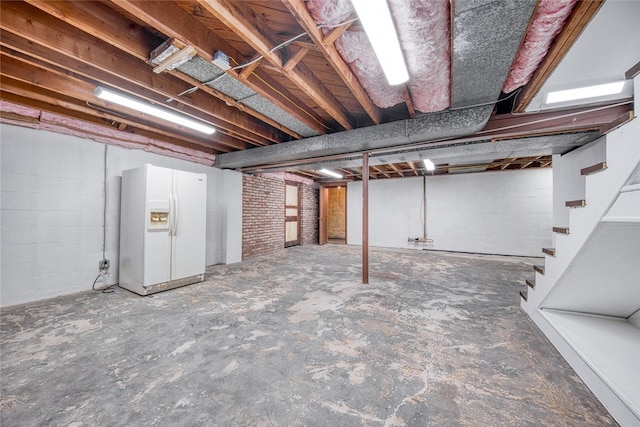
[552,137,606,229]
[348,168,553,256]
[1,124,242,307]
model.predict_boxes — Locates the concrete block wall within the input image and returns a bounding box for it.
[242,173,318,260]
[1,124,242,307]
[347,168,553,257]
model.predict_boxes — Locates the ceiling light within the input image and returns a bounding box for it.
[546,81,626,104]
[350,0,409,85]
[94,87,216,135]
[318,169,343,179]
[423,159,435,171]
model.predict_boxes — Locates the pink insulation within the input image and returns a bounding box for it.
[0,101,216,165]
[0,100,41,118]
[306,0,450,113]
[392,0,450,112]
[502,0,577,93]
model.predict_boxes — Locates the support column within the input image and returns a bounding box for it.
[362,152,369,284]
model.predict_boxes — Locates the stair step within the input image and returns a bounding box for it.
[542,247,556,256]
[534,265,545,275]
[580,162,607,176]
[553,227,570,234]
[519,290,528,301]
[566,199,587,208]
[526,279,535,289]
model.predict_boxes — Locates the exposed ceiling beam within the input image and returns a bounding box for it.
[25,0,301,140]
[513,0,605,112]
[480,100,633,138]
[113,0,331,135]
[321,18,354,46]
[371,165,391,179]
[1,80,228,154]
[0,2,278,147]
[500,158,514,170]
[216,105,493,169]
[520,156,541,169]
[0,52,245,151]
[232,109,614,173]
[406,161,420,177]
[0,38,252,150]
[196,0,354,130]
[281,0,382,125]
[401,86,416,118]
[1,94,219,163]
[283,46,310,72]
[387,163,404,178]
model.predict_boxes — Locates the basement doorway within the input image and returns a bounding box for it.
[285,181,301,247]
[319,186,347,245]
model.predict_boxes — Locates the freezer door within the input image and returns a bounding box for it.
[171,170,207,280]
[143,165,172,287]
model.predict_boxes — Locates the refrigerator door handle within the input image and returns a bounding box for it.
[168,194,174,236]
[173,194,179,236]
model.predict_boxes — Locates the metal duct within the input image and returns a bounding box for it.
[217,1,538,169]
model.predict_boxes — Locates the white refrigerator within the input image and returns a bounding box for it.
[119,164,207,295]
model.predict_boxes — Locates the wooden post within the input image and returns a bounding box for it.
[362,152,369,284]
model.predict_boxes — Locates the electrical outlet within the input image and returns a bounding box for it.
[99,259,110,270]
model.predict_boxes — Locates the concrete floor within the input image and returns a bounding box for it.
[1,245,616,426]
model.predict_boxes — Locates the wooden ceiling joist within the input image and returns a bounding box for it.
[387,163,404,178]
[406,161,420,177]
[0,40,254,151]
[0,2,279,147]
[281,0,382,125]
[321,19,354,47]
[1,81,229,154]
[514,0,605,112]
[24,0,302,140]
[371,165,391,179]
[401,86,416,118]
[112,0,332,135]
[196,0,354,130]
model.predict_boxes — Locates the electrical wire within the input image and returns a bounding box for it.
[92,142,116,294]
[170,30,308,100]
[92,269,117,293]
[102,143,107,261]
[165,17,356,131]
[317,18,359,29]
[448,87,522,111]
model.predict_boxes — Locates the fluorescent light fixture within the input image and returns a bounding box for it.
[94,86,215,135]
[546,81,626,104]
[423,159,435,171]
[318,169,343,179]
[350,0,409,85]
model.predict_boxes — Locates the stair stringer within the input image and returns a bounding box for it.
[529,309,640,426]
[521,117,640,315]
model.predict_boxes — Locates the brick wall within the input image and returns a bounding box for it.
[242,173,318,260]
[242,174,285,259]
[300,183,319,245]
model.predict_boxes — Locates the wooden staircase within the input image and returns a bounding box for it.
[518,104,640,426]
[521,160,608,304]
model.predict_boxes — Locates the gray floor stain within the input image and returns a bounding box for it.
[0,245,617,426]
